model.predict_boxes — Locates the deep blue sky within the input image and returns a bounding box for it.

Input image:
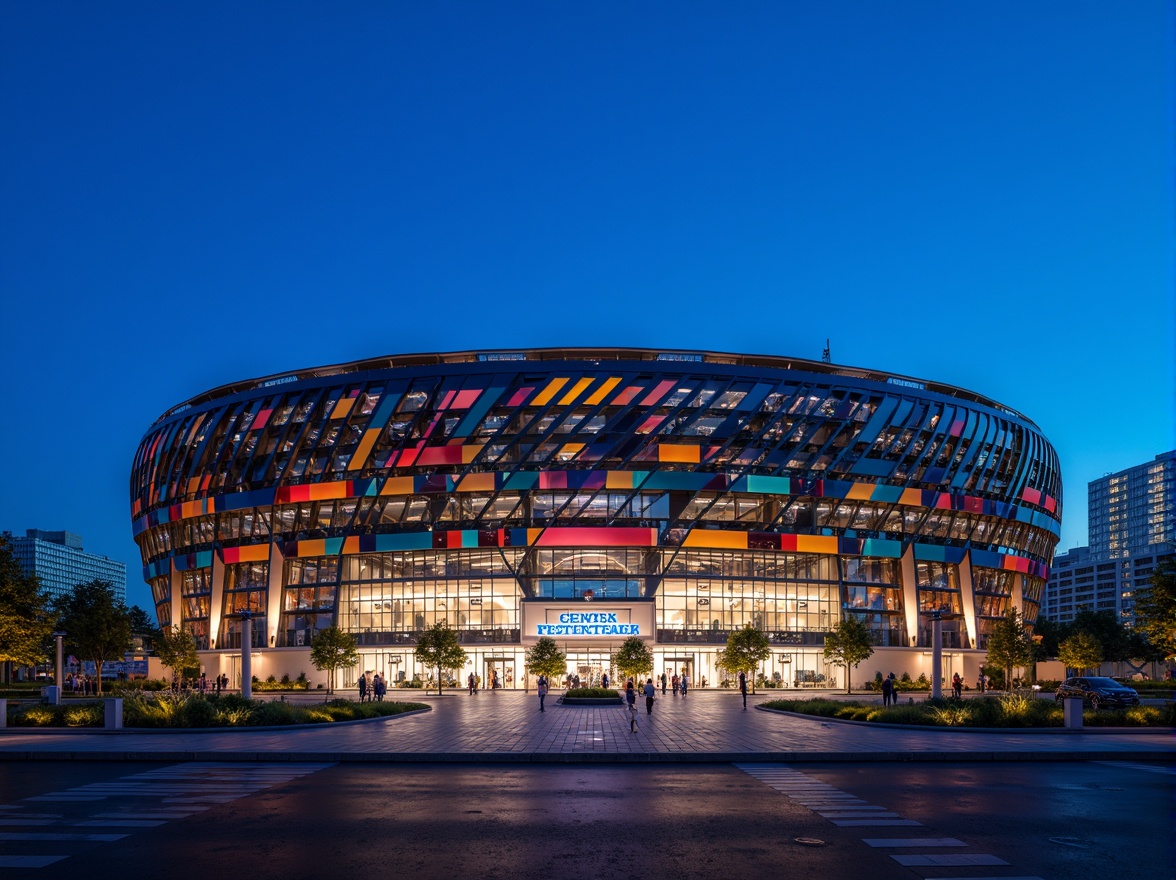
[1,2,1172,613]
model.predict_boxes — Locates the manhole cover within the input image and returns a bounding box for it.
[794,838,826,847]
[1048,837,1089,849]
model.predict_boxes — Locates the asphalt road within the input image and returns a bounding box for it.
[0,760,1170,880]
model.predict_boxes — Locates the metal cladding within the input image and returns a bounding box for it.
[130,347,1061,658]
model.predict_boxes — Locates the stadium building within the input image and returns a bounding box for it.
[130,348,1061,690]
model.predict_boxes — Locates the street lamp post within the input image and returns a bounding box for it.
[51,631,66,705]
[930,611,943,699]
[226,611,263,700]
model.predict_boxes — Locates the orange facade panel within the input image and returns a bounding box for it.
[658,444,700,463]
[683,530,748,550]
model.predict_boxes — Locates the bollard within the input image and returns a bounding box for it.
[1063,696,1083,729]
[0,698,6,728]
[104,698,123,730]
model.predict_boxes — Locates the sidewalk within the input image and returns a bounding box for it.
[1,691,1171,764]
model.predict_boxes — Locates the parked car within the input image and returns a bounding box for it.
[1054,676,1140,710]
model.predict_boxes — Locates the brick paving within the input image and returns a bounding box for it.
[1,691,1171,763]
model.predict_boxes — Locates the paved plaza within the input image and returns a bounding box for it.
[1,691,1171,763]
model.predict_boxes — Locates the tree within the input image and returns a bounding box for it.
[53,579,132,696]
[155,625,199,684]
[128,605,162,652]
[985,607,1034,690]
[1069,610,1130,662]
[823,616,874,693]
[524,636,567,687]
[414,622,468,695]
[309,626,359,694]
[717,624,773,693]
[611,637,653,685]
[1058,631,1103,675]
[0,536,56,678]
[1134,557,1176,659]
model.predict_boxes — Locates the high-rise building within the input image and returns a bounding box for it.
[1044,451,1175,625]
[1087,451,1175,558]
[6,529,127,604]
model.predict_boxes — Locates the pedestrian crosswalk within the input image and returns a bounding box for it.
[0,762,332,870]
[734,764,1040,879]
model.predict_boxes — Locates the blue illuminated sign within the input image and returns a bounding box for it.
[536,612,640,637]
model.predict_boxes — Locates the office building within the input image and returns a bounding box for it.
[7,529,127,604]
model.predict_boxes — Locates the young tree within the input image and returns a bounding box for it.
[1133,557,1176,659]
[309,626,359,694]
[0,536,56,679]
[717,624,773,694]
[611,636,654,685]
[414,622,468,695]
[823,616,874,693]
[1058,631,1103,675]
[985,607,1033,691]
[524,636,567,687]
[155,625,199,684]
[53,579,132,696]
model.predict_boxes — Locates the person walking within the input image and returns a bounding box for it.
[977,672,986,694]
[468,672,477,695]
[660,672,668,695]
[680,672,689,698]
[952,673,963,699]
[643,678,656,715]
[738,670,748,709]
[625,680,638,732]
[881,672,893,707]
[672,673,680,696]
[537,675,548,713]
[357,672,367,702]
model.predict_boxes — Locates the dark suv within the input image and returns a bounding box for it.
[1054,676,1140,710]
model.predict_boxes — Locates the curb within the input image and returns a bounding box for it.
[0,749,1172,764]
[755,705,1176,735]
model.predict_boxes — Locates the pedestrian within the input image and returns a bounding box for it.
[660,672,667,695]
[739,671,748,709]
[602,672,609,689]
[468,672,477,695]
[881,672,893,707]
[952,673,963,699]
[537,675,548,712]
[625,679,638,732]
[375,674,386,702]
[672,673,680,696]
[644,678,656,715]
[680,672,689,698]
[357,672,368,702]
[492,670,500,690]
[977,672,986,694]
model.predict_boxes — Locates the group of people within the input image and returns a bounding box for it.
[622,678,659,731]
[466,670,504,694]
[658,671,692,696]
[356,671,387,702]
[65,672,95,695]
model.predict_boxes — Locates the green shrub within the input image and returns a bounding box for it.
[63,704,104,727]
[561,688,620,699]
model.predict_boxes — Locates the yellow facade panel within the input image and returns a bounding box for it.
[605,471,635,490]
[532,377,570,407]
[330,397,355,420]
[557,377,594,406]
[585,376,622,406]
[461,444,485,464]
[900,488,923,507]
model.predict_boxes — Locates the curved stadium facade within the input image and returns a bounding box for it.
[131,348,1061,690]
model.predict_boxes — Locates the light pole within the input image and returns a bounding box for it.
[930,611,943,699]
[226,611,263,700]
[52,632,66,690]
